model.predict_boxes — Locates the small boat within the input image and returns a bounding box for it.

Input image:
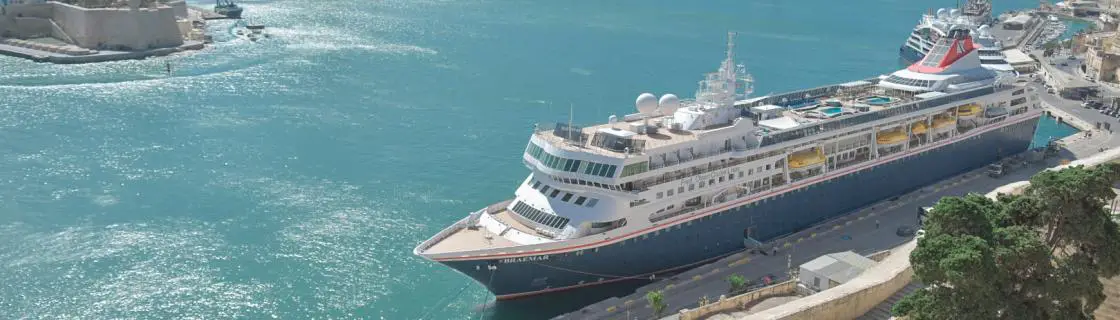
[232,19,269,42]
[214,0,243,19]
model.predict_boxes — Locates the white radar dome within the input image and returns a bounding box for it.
[949,9,960,18]
[658,94,681,114]
[636,93,658,115]
[936,8,948,18]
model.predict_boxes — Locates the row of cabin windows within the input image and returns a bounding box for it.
[526,142,618,177]
[510,201,570,230]
[529,180,600,208]
[655,171,752,200]
[552,175,623,192]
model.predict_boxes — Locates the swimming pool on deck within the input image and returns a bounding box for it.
[863,95,894,106]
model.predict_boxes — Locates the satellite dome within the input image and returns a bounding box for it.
[658,94,681,115]
[636,93,658,115]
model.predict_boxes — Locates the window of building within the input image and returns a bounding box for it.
[678,187,684,194]
[550,189,561,198]
[699,181,706,188]
[574,196,587,205]
[709,179,715,185]
[689,184,695,191]
[532,181,542,189]
[667,189,674,196]
[586,198,599,207]
[738,172,744,178]
[656,192,664,199]
[562,193,573,202]
[540,185,551,194]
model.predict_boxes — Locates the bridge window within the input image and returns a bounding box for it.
[574,196,587,205]
[620,161,650,177]
[586,198,599,207]
[510,201,570,230]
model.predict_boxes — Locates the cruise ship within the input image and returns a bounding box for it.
[899,0,1016,74]
[415,28,1043,300]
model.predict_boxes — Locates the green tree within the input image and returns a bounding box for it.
[726,274,748,295]
[894,164,1120,319]
[646,290,666,318]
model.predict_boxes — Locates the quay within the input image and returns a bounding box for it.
[0,0,212,64]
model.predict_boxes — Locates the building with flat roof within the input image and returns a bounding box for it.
[1003,13,1035,30]
[1003,48,1038,73]
[798,251,876,292]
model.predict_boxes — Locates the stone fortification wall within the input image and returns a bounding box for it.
[165,0,186,19]
[11,16,49,38]
[51,1,182,50]
[4,2,52,19]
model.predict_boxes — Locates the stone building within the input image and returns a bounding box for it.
[1083,32,1120,83]
[0,0,188,51]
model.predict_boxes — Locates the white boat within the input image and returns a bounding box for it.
[416,28,1045,300]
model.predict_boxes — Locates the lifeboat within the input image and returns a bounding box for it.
[957,103,981,117]
[877,129,907,145]
[788,148,825,169]
[932,116,954,129]
[911,121,928,135]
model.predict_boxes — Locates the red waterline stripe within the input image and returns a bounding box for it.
[435,112,1042,262]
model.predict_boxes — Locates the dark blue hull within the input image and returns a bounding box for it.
[441,114,1041,299]
[899,44,926,65]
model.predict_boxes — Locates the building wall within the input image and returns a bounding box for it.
[10,16,48,38]
[3,2,51,18]
[798,268,826,291]
[52,2,183,50]
[165,0,186,19]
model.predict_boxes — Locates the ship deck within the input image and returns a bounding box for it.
[536,86,925,156]
[424,226,517,255]
[423,209,540,255]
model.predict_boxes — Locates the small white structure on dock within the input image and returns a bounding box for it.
[798,251,876,292]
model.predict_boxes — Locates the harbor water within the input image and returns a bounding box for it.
[0,0,1072,319]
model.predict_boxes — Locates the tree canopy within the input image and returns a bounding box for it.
[894,164,1120,320]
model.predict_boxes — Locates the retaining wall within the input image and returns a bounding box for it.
[678,280,800,320]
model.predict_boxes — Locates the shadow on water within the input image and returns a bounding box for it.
[483,280,648,320]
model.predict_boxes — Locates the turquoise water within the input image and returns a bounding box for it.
[821,107,843,116]
[0,0,1055,319]
[1060,18,1094,40]
[867,96,893,106]
[1032,114,1081,148]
